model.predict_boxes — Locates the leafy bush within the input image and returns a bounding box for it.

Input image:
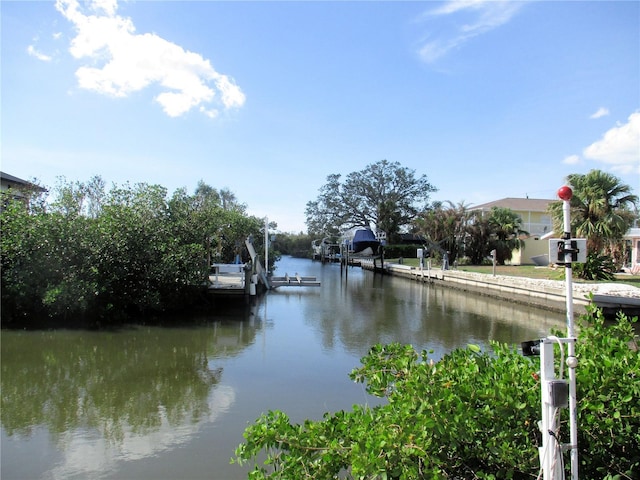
[1,180,265,326]
[574,252,617,281]
[234,305,639,479]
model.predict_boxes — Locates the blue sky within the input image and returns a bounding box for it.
[2,0,639,233]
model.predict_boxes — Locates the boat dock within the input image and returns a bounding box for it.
[270,273,321,288]
[208,237,320,297]
[312,238,341,263]
[208,263,253,296]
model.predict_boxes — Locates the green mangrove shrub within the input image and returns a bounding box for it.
[234,304,639,479]
[1,180,265,326]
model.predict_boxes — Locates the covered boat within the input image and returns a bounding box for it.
[342,227,381,255]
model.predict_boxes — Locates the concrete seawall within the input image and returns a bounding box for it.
[359,260,640,318]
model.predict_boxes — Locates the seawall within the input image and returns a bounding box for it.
[359,260,640,318]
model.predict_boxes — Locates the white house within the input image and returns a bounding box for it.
[469,197,554,265]
[624,228,640,273]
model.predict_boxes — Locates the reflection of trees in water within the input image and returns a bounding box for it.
[0,319,261,443]
[309,270,565,357]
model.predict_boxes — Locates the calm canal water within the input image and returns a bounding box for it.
[1,256,566,480]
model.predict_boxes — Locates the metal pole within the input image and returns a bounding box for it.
[559,188,578,480]
[264,217,269,276]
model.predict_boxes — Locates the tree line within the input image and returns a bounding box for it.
[1,177,270,327]
[2,164,637,327]
[305,161,638,271]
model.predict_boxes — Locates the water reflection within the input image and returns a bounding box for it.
[46,385,234,480]
[1,314,262,479]
[1,257,566,480]
[301,262,564,359]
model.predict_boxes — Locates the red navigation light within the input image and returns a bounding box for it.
[558,185,573,201]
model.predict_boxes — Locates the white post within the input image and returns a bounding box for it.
[264,217,269,276]
[491,249,497,276]
[558,186,578,480]
[540,340,561,480]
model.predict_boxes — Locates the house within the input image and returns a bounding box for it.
[1,171,45,195]
[1,171,45,196]
[469,197,554,265]
[1,172,46,209]
[623,228,640,274]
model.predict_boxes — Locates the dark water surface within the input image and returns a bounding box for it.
[1,256,565,480]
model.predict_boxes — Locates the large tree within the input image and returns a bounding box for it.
[549,170,638,262]
[305,160,436,242]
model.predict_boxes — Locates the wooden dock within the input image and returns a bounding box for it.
[208,263,255,297]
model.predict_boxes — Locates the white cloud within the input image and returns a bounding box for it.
[417,0,526,63]
[54,0,245,118]
[27,45,53,62]
[562,154,581,165]
[583,112,640,174]
[589,107,610,119]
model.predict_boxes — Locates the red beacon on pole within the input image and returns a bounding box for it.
[558,185,573,201]
[522,182,581,480]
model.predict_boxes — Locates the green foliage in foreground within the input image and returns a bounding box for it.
[234,305,639,479]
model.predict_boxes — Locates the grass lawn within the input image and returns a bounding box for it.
[385,258,640,288]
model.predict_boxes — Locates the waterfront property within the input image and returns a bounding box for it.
[624,228,640,273]
[469,197,554,265]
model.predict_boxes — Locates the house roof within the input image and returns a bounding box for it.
[1,172,30,184]
[624,228,640,239]
[470,197,555,213]
[0,171,46,191]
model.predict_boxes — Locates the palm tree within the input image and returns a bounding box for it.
[549,170,638,257]
[487,207,529,265]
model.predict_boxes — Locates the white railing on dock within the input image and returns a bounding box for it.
[210,263,246,289]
